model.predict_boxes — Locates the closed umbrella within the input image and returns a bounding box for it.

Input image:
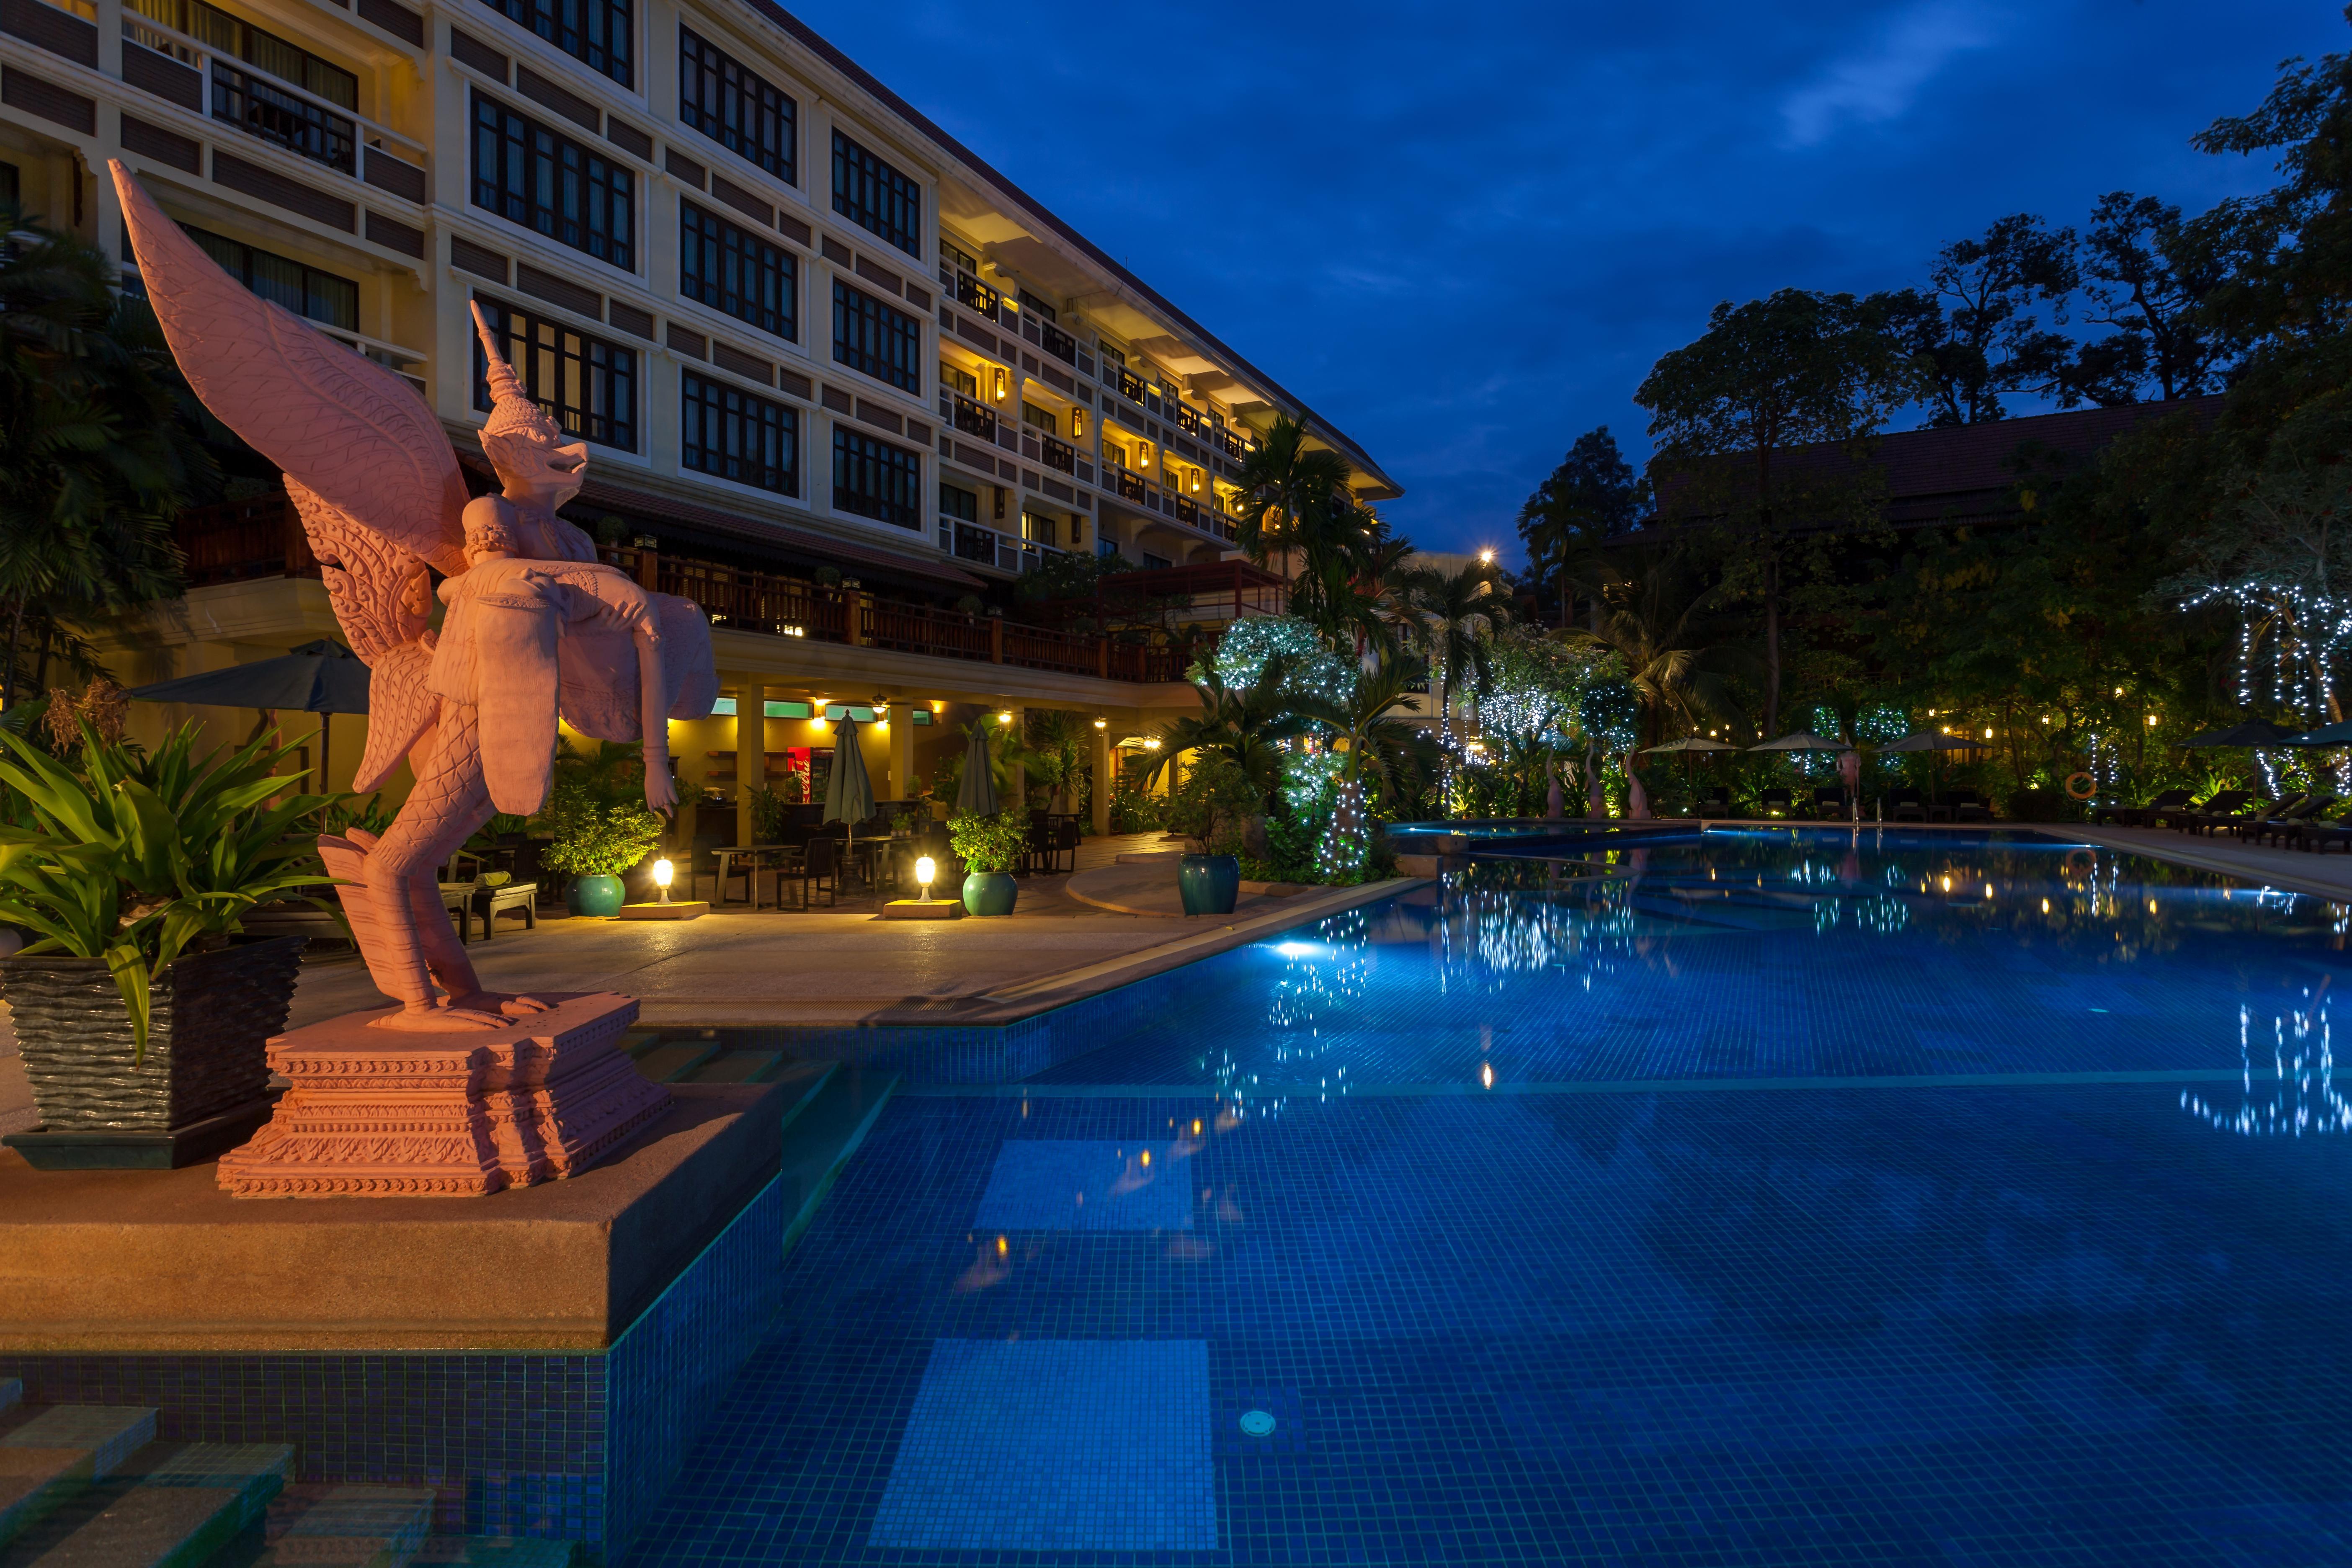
[126,638,368,792]
[824,712,876,871]
[954,721,998,815]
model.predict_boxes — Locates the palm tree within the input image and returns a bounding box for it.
[1396,560,1507,771]
[1133,656,1308,815]
[1295,655,1442,856]
[1228,413,1353,583]
[1569,556,1739,753]
[0,213,207,707]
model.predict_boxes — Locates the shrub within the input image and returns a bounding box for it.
[1165,755,1259,854]
[542,798,665,879]
[949,810,1029,874]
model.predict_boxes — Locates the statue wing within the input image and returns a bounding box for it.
[111,162,467,583]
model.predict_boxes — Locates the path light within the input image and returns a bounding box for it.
[916,856,936,902]
[652,858,674,905]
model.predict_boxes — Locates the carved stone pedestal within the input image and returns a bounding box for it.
[217,993,671,1198]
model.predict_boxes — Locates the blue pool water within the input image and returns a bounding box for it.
[635,828,2352,1565]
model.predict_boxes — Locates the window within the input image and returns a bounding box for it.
[682,372,794,494]
[1021,511,1055,547]
[1020,401,1057,436]
[833,427,920,528]
[678,28,793,182]
[939,481,977,522]
[680,202,793,340]
[471,296,637,450]
[482,0,631,86]
[940,235,978,275]
[1142,552,1171,571]
[1016,288,1055,322]
[185,226,357,329]
[472,94,634,270]
[830,130,918,256]
[831,280,918,392]
[126,0,357,107]
[939,361,977,400]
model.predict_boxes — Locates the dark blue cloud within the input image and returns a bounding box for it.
[789,0,2345,555]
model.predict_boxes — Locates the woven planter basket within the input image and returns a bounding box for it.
[3,934,303,1132]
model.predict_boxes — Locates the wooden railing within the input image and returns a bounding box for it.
[173,492,316,586]
[864,598,993,661]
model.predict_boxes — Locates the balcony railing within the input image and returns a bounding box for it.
[211,60,353,173]
[948,392,998,442]
[1108,364,1145,405]
[1114,468,1150,505]
[649,555,849,640]
[120,10,426,182]
[1170,402,1204,439]
[944,266,999,320]
[1001,622,1097,676]
[1038,432,1075,474]
[863,598,993,661]
[1173,493,1200,527]
[941,514,1066,576]
[1039,319,1076,364]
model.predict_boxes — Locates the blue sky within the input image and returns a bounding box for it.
[791,0,2347,558]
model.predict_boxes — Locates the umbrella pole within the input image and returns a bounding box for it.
[317,714,329,796]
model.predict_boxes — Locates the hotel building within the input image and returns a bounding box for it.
[0,0,1396,833]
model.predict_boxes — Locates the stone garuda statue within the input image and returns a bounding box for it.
[111,162,715,1032]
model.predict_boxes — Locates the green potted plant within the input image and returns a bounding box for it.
[949,810,1028,916]
[1164,755,1261,916]
[0,719,331,1168]
[543,799,665,916]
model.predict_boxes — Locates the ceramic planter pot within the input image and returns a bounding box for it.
[962,871,1018,917]
[0,933,304,1169]
[1179,853,1240,916]
[567,873,627,917]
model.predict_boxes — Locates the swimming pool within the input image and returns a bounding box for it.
[635,828,2352,1565]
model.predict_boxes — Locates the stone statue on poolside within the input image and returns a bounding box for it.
[109,162,714,1032]
[113,161,716,1194]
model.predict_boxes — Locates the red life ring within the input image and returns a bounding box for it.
[2063,771,2097,801]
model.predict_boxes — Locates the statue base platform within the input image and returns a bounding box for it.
[882,899,964,920]
[616,900,707,920]
[217,993,671,1199]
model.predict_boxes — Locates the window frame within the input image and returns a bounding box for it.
[829,129,919,257]
[680,200,795,341]
[470,294,639,452]
[833,425,921,529]
[831,279,920,393]
[471,92,635,271]
[681,371,797,495]
[677,26,794,183]
[480,0,632,87]
[183,224,358,330]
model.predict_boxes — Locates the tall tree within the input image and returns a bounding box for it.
[1396,560,1507,774]
[0,215,206,705]
[1637,288,1926,735]
[1516,427,1641,629]
[1897,214,2081,426]
[2073,192,2237,402]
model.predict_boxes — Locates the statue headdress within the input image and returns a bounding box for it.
[469,301,565,448]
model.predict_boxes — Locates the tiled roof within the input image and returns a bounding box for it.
[573,478,986,591]
[1648,396,2225,533]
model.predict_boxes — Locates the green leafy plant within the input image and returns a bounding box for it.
[1164,754,1261,854]
[0,720,333,1057]
[540,796,664,879]
[949,810,1029,874]
[1108,777,1165,834]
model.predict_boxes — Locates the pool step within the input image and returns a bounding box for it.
[778,1065,899,1254]
[0,1403,160,1553]
[0,1438,288,1567]
[202,1482,580,1568]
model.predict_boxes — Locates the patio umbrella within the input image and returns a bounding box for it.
[126,638,367,792]
[954,720,998,815]
[2277,721,2352,747]
[823,712,876,861]
[1641,735,1739,797]
[2180,720,2299,748]
[1748,730,1852,752]
[1875,730,1990,807]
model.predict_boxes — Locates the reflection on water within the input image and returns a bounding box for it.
[2182,983,2352,1137]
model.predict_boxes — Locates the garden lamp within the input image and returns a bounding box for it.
[652,858,674,905]
[916,856,936,903]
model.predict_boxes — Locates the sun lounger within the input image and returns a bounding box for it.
[1810,787,1848,820]
[1758,787,1793,818]
[1949,788,1992,824]
[2196,793,2297,837]
[1694,786,1734,820]
[2095,788,2191,828]
[2247,795,2336,845]
[2171,790,2252,831]
[1885,787,1926,822]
